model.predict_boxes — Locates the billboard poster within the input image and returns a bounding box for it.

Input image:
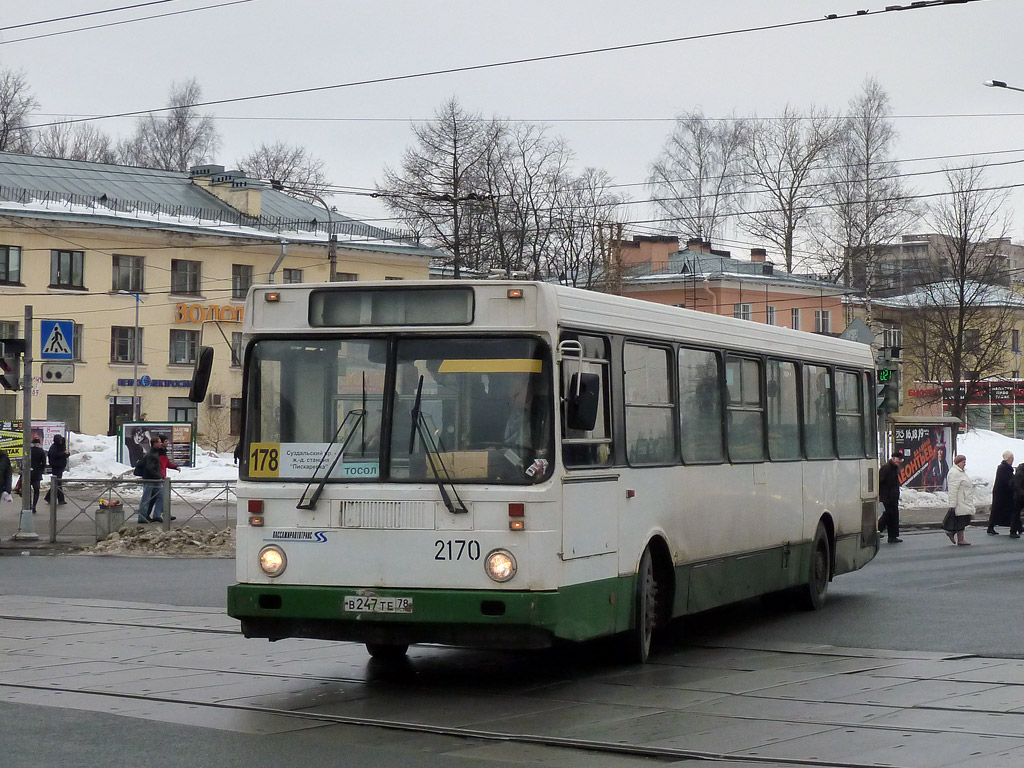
[0,421,68,460]
[119,422,194,468]
[894,425,952,491]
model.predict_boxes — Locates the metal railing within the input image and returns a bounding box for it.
[28,478,236,544]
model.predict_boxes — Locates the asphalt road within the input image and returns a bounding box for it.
[2,528,1022,768]
[0,526,1020,658]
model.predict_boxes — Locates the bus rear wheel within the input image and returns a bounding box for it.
[366,643,409,661]
[794,522,831,611]
[623,547,659,664]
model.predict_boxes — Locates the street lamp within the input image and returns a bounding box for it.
[271,181,337,281]
[984,79,1024,94]
[119,291,142,420]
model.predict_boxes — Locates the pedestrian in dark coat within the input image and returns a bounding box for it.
[0,448,12,502]
[1011,462,1024,539]
[44,434,69,505]
[878,450,905,543]
[29,438,46,513]
[988,450,1015,535]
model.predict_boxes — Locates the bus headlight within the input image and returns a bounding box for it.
[258,545,287,577]
[485,549,517,583]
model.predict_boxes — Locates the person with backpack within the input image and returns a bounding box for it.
[150,434,179,522]
[134,440,162,523]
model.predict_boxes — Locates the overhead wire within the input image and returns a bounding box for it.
[0,0,255,46]
[20,0,983,131]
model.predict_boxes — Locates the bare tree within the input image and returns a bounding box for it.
[548,167,626,288]
[35,119,117,163]
[119,78,220,171]
[814,79,917,322]
[378,98,492,277]
[0,68,37,152]
[741,104,843,273]
[237,141,328,196]
[479,121,572,278]
[901,163,1016,423]
[647,110,747,243]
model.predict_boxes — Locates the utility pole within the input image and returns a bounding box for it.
[15,305,37,541]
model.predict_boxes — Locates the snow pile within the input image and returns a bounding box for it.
[899,428,1024,510]
[64,432,238,482]
[90,525,235,557]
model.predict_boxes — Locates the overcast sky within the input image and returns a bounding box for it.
[4,0,1024,260]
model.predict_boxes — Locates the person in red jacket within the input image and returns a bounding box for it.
[150,434,179,523]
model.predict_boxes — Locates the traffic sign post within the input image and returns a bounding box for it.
[40,319,73,360]
[41,363,74,383]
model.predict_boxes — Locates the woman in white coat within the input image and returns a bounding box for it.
[945,454,975,546]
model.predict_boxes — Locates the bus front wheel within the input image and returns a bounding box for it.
[795,522,831,611]
[623,547,659,664]
[366,643,409,661]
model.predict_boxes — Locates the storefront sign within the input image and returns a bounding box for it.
[174,303,244,324]
[117,378,190,388]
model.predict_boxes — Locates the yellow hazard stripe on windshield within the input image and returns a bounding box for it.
[438,359,543,373]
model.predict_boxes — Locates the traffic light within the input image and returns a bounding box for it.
[876,367,899,413]
[0,338,25,391]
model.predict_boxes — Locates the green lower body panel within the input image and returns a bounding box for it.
[228,533,877,650]
[228,577,633,649]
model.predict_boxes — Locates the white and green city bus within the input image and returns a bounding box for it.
[213,280,879,663]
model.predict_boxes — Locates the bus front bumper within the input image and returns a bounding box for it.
[227,579,629,649]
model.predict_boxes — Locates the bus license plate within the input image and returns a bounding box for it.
[343,596,413,614]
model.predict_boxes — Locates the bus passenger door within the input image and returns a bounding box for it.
[558,333,618,562]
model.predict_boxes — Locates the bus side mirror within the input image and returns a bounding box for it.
[189,346,215,403]
[565,373,600,432]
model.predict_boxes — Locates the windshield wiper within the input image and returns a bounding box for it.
[409,375,468,515]
[296,408,366,510]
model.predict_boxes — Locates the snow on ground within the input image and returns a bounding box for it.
[63,432,238,482]
[899,428,1023,510]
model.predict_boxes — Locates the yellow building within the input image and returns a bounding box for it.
[0,153,436,443]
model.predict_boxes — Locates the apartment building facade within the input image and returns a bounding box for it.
[0,153,437,441]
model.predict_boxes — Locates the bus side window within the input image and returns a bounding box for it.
[803,364,835,459]
[679,347,724,463]
[560,333,612,467]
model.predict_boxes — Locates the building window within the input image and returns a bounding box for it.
[815,310,831,334]
[47,394,81,433]
[791,308,801,331]
[50,250,85,288]
[283,268,303,284]
[0,245,21,283]
[169,329,199,365]
[230,397,242,435]
[231,332,243,367]
[0,394,15,420]
[733,303,752,321]
[336,272,358,281]
[232,264,253,300]
[110,326,141,363]
[385,276,403,281]
[112,254,144,293]
[73,323,84,362]
[170,259,201,295]
[1013,329,1020,354]
[0,320,18,339]
[167,397,196,424]
[766,306,777,326]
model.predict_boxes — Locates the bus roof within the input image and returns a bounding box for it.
[244,280,875,369]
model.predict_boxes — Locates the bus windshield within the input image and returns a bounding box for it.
[244,336,553,484]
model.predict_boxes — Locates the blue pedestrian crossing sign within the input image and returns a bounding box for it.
[40,320,74,360]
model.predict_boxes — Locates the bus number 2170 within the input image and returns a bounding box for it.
[435,540,481,561]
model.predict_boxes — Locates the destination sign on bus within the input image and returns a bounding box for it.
[248,442,380,479]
